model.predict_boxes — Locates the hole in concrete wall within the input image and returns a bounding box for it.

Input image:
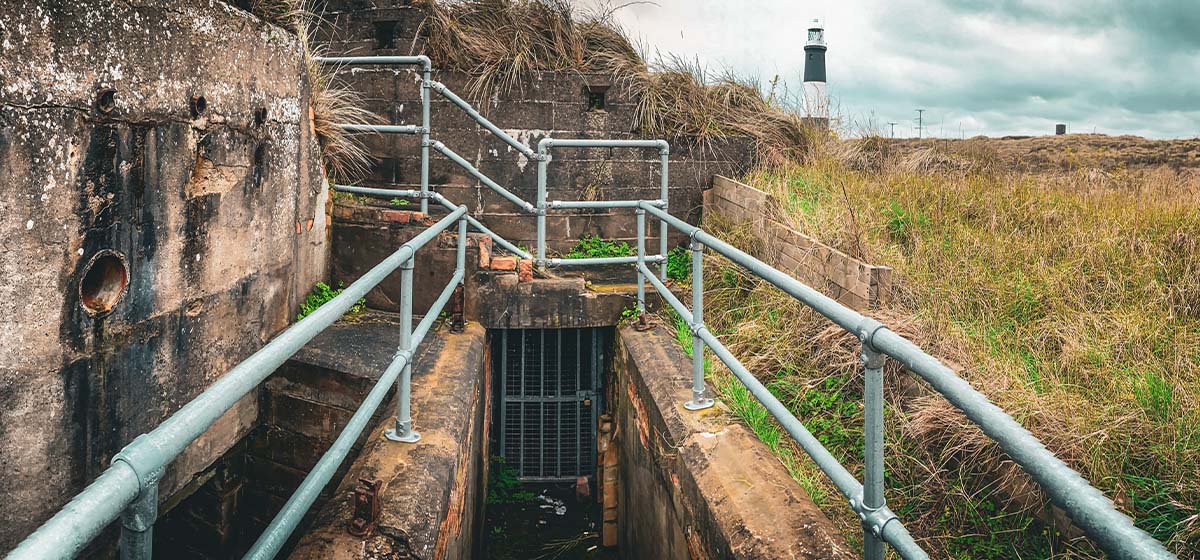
[254,106,268,127]
[96,88,117,114]
[374,21,398,49]
[584,85,608,112]
[79,250,129,314]
[252,143,268,189]
[190,94,208,118]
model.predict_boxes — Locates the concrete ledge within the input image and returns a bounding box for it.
[614,324,854,559]
[705,175,891,310]
[289,323,489,560]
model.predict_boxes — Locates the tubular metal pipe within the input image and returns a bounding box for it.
[315,55,431,69]
[684,240,713,410]
[548,199,648,209]
[426,195,535,260]
[642,202,866,333]
[8,206,468,560]
[536,151,548,262]
[421,68,431,214]
[413,270,464,345]
[118,480,156,560]
[386,258,419,443]
[862,346,886,560]
[539,138,670,150]
[332,185,425,200]
[636,210,646,312]
[429,81,535,158]
[245,350,412,559]
[244,268,462,560]
[871,329,1176,559]
[7,464,141,559]
[456,217,467,279]
[659,151,669,281]
[645,199,1173,559]
[545,255,661,267]
[336,124,422,135]
[432,141,535,213]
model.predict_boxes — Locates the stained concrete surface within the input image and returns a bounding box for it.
[289,322,489,560]
[0,0,327,550]
[614,323,855,559]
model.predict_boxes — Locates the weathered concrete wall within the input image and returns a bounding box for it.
[289,323,490,560]
[612,324,854,559]
[0,1,328,550]
[314,3,754,254]
[705,175,892,310]
[330,199,487,314]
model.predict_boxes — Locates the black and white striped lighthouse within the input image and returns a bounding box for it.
[803,18,829,121]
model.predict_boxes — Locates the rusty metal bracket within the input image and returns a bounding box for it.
[348,478,382,536]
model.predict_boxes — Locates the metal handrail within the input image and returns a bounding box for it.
[9,55,1176,560]
[7,206,469,560]
[636,201,1176,560]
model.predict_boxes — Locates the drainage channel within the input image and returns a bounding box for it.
[485,328,618,559]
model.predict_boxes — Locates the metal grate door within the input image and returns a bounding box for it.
[496,328,608,481]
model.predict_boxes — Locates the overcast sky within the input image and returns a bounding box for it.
[580,0,1200,139]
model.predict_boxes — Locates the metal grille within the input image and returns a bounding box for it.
[496,328,608,480]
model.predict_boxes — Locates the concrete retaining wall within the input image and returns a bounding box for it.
[611,324,853,559]
[0,1,327,550]
[314,3,754,255]
[704,175,891,310]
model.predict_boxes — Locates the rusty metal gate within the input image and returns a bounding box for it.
[495,328,610,481]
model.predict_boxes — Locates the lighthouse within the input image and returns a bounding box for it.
[803,18,829,123]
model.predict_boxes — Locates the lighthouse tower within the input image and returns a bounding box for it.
[803,18,829,123]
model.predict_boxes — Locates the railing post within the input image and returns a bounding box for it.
[536,147,549,264]
[635,208,646,313]
[658,148,669,281]
[386,257,420,443]
[861,341,887,560]
[419,66,431,214]
[119,480,158,560]
[684,238,714,411]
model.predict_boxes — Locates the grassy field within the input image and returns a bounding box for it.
[675,136,1200,558]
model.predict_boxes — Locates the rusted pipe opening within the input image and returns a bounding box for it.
[79,250,129,314]
[190,95,208,118]
[96,88,117,114]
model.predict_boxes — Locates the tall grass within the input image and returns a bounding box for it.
[252,0,381,182]
[419,0,810,165]
[689,139,1200,557]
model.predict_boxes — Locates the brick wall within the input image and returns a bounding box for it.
[704,176,892,310]
[314,3,754,254]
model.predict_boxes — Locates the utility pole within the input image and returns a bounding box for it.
[915,109,925,139]
[887,121,898,138]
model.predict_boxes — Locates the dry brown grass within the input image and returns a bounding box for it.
[418,0,808,165]
[251,0,382,182]
[693,137,1200,557]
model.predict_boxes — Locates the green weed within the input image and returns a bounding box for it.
[666,246,690,282]
[565,235,634,259]
[297,281,365,321]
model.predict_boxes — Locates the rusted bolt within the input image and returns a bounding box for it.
[348,477,382,536]
[79,250,129,315]
[190,94,207,118]
[95,88,117,114]
[253,106,268,126]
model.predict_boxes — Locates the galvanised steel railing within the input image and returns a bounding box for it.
[635,203,1176,560]
[7,54,1176,560]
